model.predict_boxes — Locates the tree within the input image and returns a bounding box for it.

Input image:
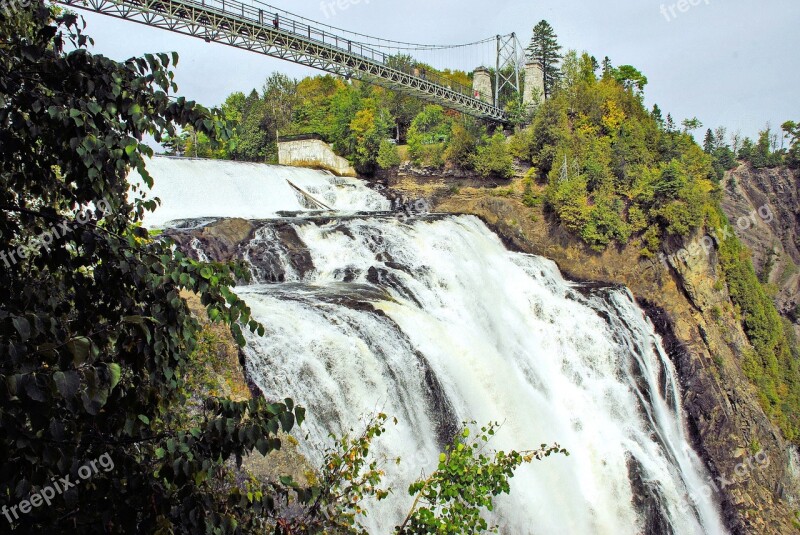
[397,423,566,534]
[651,104,664,128]
[601,56,613,78]
[471,132,515,178]
[665,113,676,133]
[262,72,299,139]
[703,129,716,153]
[407,105,451,167]
[611,65,648,97]
[377,139,402,169]
[681,117,703,135]
[445,119,482,168]
[782,120,800,168]
[1,7,303,533]
[730,130,742,156]
[749,126,782,168]
[348,105,392,174]
[526,20,562,99]
[236,90,271,161]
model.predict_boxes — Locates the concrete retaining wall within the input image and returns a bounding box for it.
[277,139,356,177]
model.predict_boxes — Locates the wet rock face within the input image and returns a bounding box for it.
[243,223,315,283]
[164,218,256,263]
[722,164,800,332]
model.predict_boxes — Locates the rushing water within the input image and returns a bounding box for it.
[145,158,728,534]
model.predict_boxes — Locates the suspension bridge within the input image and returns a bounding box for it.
[57,0,532,123]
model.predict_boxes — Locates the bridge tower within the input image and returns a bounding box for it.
[523,61,545,109]
[472,68,493,104]
[494,33,523,108]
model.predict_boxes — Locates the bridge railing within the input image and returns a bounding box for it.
[166,0,491,103]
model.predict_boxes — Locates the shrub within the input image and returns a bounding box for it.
[471,132,514,178]
[377,139,402,169]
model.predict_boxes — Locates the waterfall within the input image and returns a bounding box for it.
[148,160,728,534]
[128,156,390,228]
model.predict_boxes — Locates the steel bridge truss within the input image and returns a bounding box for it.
[58,0,509,122]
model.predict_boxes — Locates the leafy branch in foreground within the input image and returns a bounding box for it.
[265,417,565,534]
[397,422,567,534]
[1,6,300,533]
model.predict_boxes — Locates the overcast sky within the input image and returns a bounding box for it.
[76,0,798,141]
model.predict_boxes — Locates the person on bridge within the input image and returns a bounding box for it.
[273,14,279,29]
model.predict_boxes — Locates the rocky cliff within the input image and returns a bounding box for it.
[386,172,800,534]
[721,164,800,337]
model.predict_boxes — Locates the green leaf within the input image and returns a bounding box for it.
[108,363,121,390]
[67,337,92,365]
[12,316,30,341]
[53,370,80,399]
[138,414,150,425]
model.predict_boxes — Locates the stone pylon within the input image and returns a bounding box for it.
[472,67,493,104]
[523,61,544,108]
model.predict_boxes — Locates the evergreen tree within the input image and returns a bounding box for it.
[526,20,562,99]
[782,120,800,168]
[703,129,716,153]
[601,56,613,77]
[651,104,664,128]
[665,113,676,133]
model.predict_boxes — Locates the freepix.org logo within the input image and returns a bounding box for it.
[2,453,115,525]
[0,198,112,268]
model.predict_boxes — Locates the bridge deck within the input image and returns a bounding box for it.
[58,0,509,122]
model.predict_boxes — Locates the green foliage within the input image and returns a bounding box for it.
[445,120,482,169]
[527,20,562,99]
[522,66,714,253]
[397,423,567,534]
[737,125,785,168]
[270,413,395,534]
[377,139,402,169]
[782,120,800,168]
[348,105,393,174]
[0,8,304,532]
[471,132,515,179]
[611,65,648,97]
[407,105,451,168]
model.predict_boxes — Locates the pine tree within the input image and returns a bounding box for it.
[703,129,716,153]
[602,56,613,77]
[665,113,676,133]
[526,20,562,99]
[651,104,664,128]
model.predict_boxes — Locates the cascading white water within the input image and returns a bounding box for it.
[152,161,728,534]
[232,216,727,534]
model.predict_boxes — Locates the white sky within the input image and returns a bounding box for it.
[76,0,799,141]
